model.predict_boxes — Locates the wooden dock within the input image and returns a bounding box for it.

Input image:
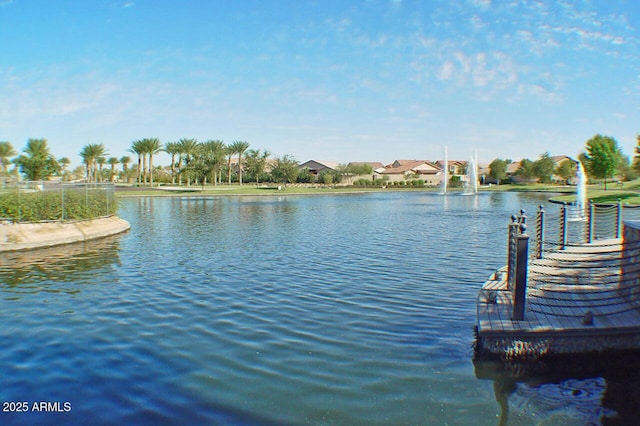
[476,227,640,358]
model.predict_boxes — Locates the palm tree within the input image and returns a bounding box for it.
[129,140,145,186]
[79,143,107,182]
[201,140,226,185]
[177,138,199,186]
[225,144,238,184]
[58,157,70,181]
[229,140,250,185]
[107,157,119,182]
[13,138,60,181]
[0,141,17,178]
[79,145,92,181]
[141,138,162,186]
[0,141,17,185]
[97,156,106,182]
[164,141,181,184]
[119,156,131,182]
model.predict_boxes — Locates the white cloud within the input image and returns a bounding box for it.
[434,50,518,96]
[516,83,562,103]
[470,0,491,8]
[438,61,455,80]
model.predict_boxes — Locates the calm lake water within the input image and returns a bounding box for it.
[1,191,639,425]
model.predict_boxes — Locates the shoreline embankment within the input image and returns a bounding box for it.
[0,216,130,252]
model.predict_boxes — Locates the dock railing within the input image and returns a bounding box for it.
[505,203,640,321]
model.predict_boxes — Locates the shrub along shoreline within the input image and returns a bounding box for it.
[0,186,117,223]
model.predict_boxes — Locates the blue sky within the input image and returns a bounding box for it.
[1,0,639,168]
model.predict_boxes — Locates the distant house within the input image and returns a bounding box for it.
[378,160,442,185]
[298,160,339,176]
[434,160,468,176]
[506,161,521,177]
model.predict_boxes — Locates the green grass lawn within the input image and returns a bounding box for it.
[116,179,640,205]
[115,184,435,197]
[549,180,640,205]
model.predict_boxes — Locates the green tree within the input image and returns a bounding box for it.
[79,143,107,182]
[107,157,119,182]
[318,169,342,185]
[243,149,270,184]
[0,141,17,181]
[119,156,131,182]
[532,152,556,183]
[97,156,107,182]
[142,138,162,186]
[200,140,226,185]
[449,175,463,188]
[581,134,623,190]
[177,138,199,186]
[514,158,535,181]
[336,163,373,185]
[555,159,575,184]
[129,140,145,185]
[296,168,314,183]
[617,155,637,182]
[13,138,61,181]
[228,140,250,185]
[270,155,299,186]
[633,134,640,175]
[58,157,70,181]
[488,158,508,185]
[164,142,181,184]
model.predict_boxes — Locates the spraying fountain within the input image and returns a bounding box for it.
[441,146,448,195]
[569,161,587,221]
[464,150,479,195]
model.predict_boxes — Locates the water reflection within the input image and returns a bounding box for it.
[0,236,122,297]
[474,352,640,425]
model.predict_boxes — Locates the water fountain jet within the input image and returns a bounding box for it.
[464,150,479,195]
[569,161,587,221]
[440,146,448,195]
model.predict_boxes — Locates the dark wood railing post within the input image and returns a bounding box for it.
[587,201,594,243]
[512,223,529,321]
[617,200,623,239]
[536,205,544,259]
[560,202,568,250]
[507,215,519,291]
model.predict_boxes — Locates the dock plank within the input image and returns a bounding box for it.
[476,237,640,356]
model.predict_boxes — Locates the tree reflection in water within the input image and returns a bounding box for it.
[474,351,640,425]
[0,236,122,297]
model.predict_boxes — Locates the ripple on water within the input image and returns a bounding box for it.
[2,192,617,424]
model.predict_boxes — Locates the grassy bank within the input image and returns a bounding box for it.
[114,184,438,197]
[549,181,640,205]
[115,180,640,205]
